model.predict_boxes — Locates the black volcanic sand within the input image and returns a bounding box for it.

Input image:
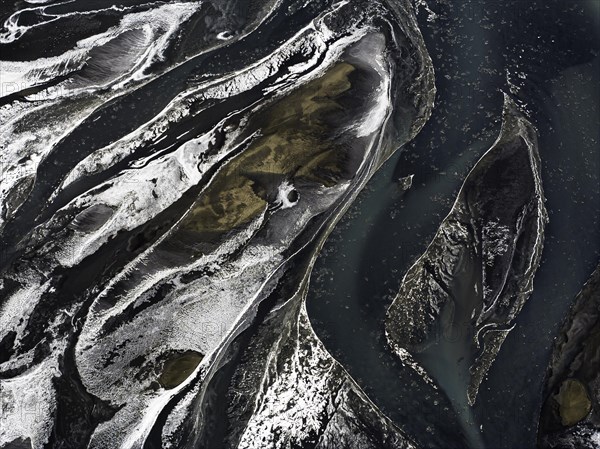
[385,97,545,449]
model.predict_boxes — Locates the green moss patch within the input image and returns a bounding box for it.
[556,378,592,427]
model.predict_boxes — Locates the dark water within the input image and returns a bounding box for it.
[306,1,600,448]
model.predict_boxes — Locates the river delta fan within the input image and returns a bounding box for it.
[0,0,598,449]
[0,0,434,447]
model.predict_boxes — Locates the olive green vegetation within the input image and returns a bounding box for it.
[158,351,204,389]
[182,62,356,234]
[556,378,592,427]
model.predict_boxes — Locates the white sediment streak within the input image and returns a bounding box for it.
[0,2,201,228]
[0,350,63,449]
